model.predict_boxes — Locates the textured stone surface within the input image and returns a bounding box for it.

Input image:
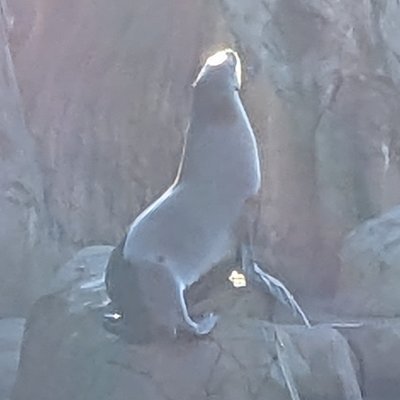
[49,245,114,294]
[7,0,226,247]
[0,318,25,400]
[11,253,362,400]
[12,247,400,400]
[336,205,400,317]
[342,320,400,400]
[220,0,400,295]
[0,2,63,316]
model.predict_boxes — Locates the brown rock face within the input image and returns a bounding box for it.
[220,0,400,295]
[2,0,400,313]
[336,205,400,318]
[1,0,229,314]
[0,3,60,316]
[7,0,223,246]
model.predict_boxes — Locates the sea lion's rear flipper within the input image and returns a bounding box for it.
[251,261,310,327]
[238,194,311,327]
[240,245,311,327]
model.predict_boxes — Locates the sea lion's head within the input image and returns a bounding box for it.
[192,48,242,92]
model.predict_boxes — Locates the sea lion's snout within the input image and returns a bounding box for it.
[219,49,241,90]
[228,51,242,90]
[206,49,235,67]
[224,50,238,67]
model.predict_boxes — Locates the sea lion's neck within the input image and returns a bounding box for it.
[191,87,239,124]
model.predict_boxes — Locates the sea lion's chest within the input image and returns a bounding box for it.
[123,186,240,285]
[180,99,261,198]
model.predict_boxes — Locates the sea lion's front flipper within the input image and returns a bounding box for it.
[179,287,218,336]
[178,286,218,336]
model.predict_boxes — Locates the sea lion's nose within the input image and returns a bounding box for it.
[225,50,237,68]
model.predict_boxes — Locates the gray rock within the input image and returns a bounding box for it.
[0,2,55,316]
[0,318,25,400]
[336,205,400,317]
[11,255,362,400]
[49,245,114,295]
[0,2,71,317]
[343,320,400,400]
[379,0,400,88]
[7,0,220,247]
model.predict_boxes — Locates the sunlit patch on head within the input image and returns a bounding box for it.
[192,48,242,89]
[228,270,247,288]
[206,50,229,66]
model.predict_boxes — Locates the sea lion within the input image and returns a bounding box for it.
[105,49,266,341]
